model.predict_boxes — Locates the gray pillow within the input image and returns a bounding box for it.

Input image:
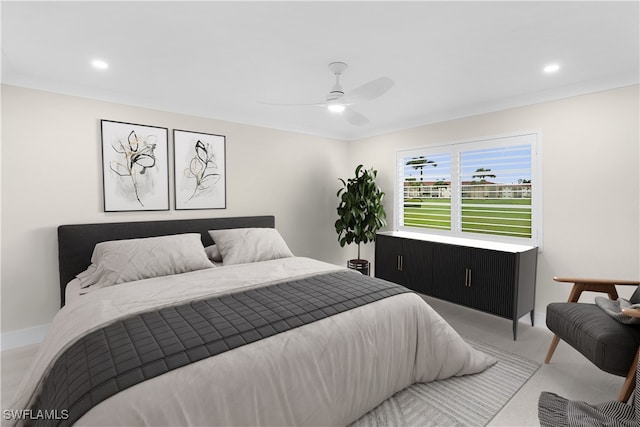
[204,244,223,262]
[77,233,213,290]
[208,228,293,266]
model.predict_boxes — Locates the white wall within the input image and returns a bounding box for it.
[348,85,640,315]
[1,85,351,334]
[2,84,639,339]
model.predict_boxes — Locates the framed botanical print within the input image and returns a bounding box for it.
[101,120,169,211]
[173,129,226,209]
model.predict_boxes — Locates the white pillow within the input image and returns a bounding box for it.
[207,228,294,266]
[76,233,213,289]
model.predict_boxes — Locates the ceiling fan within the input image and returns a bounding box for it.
[264,62,394,126]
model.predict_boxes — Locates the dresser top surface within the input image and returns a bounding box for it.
[378,231,536,253]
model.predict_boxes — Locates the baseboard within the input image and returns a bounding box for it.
[0,323,49,351]
[533,311,547,330]
[520,310,547,331]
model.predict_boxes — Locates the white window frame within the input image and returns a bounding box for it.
[395,131,542,247]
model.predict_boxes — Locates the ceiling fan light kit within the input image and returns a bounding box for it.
[328,103,346,113]
[264,61,394,126]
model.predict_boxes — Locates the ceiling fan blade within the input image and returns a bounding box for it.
[341,77,394,105]
[343,107,370,126]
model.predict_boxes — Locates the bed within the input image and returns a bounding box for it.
[9,215,495,427]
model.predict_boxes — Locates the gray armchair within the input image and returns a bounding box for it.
[544,276,640,402]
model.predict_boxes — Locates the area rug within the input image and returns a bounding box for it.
[351,338,541,427]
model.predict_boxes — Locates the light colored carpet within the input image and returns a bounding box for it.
[351,338,541,427]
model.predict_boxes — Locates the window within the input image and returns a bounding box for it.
[396,132,540,245]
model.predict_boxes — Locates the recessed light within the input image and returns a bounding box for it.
[91,59,109,70]
[543,63,560,74]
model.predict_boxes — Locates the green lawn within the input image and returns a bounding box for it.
[404,199,451,230]
[404,198,532,238]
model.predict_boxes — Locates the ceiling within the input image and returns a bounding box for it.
[2,1,638,141]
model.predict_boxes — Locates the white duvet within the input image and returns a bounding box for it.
[10,257,495,426]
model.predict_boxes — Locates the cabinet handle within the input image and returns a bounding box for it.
[464,268,473,287]
[399,255,403,272]
[397,255,401,271]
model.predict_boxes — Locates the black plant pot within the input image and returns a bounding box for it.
[347,259,370,276]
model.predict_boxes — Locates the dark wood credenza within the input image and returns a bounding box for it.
[375,231,537,340]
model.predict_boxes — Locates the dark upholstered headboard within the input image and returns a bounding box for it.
[57,216,275,306]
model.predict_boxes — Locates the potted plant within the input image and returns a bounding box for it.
[335,164,387,275]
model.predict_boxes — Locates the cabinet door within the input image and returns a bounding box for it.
[431,243,472,304]
[402,238,433,294]
[467,249,516,318]
[374,235,403,284]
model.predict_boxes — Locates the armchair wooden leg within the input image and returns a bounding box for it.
[617,348,638,403]
[544,335,561,364]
